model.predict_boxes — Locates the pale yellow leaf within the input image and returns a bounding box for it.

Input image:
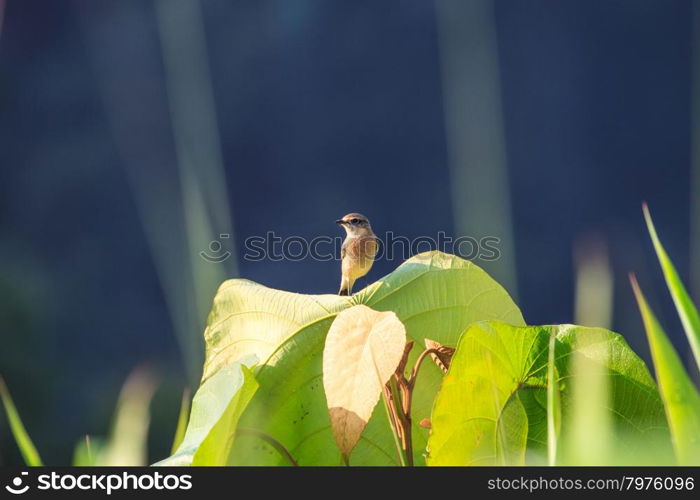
[322,305,407,463]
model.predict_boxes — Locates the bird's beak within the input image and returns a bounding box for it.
[335,219,346,225]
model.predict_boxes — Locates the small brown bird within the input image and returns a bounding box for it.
[336,213,378,296]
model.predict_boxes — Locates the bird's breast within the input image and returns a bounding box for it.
[342,236,377,279]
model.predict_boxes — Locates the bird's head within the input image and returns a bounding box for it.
[336,213,372,236]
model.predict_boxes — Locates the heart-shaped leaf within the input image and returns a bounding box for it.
[427,322,671,465]
[323,305,407,463]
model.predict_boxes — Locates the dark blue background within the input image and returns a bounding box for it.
[0,0,696,464]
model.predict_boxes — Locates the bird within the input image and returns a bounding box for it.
[336,213,378,296]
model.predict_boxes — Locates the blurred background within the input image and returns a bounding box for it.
[0,0,698,465]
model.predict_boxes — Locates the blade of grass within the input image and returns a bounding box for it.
[435,0,518,298]
[0,377,43,466]
[155,0,238,364]
[85,435,93,465]
[561,330,613,465]
[643,203,700,372]
[170,388,191,454]
[630,274,700,465]
[76,4,205,384]
[574,233,613,329]
[546,329,560,465]
[72,435,105,466]
[101,368,157,466]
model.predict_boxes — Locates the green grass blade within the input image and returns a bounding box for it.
[563,330,613,465]
[630,275,700,464]
[0,377,43,466]
[101,368,157,466]
[72,435,105,466]
[573,234,613,329]
[171,388,191,455]
[546,329,560,465]
[643,203,700,372]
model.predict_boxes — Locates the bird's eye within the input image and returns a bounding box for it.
[351,218,359,224]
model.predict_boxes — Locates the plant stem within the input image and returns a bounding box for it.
[408,348,440,389]
[397,378,414,463]
[388,378,412,466]
[235,428,298,466]
[382,388,407,466]
[382,344,441,467]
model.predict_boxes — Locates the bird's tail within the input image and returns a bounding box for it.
[338,277,352,296]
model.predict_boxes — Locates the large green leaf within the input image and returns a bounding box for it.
[178,251,523,465]
[156,363,257,466]
[426,322,671,465]
[643,204,700,372]
[631,276,700,465]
